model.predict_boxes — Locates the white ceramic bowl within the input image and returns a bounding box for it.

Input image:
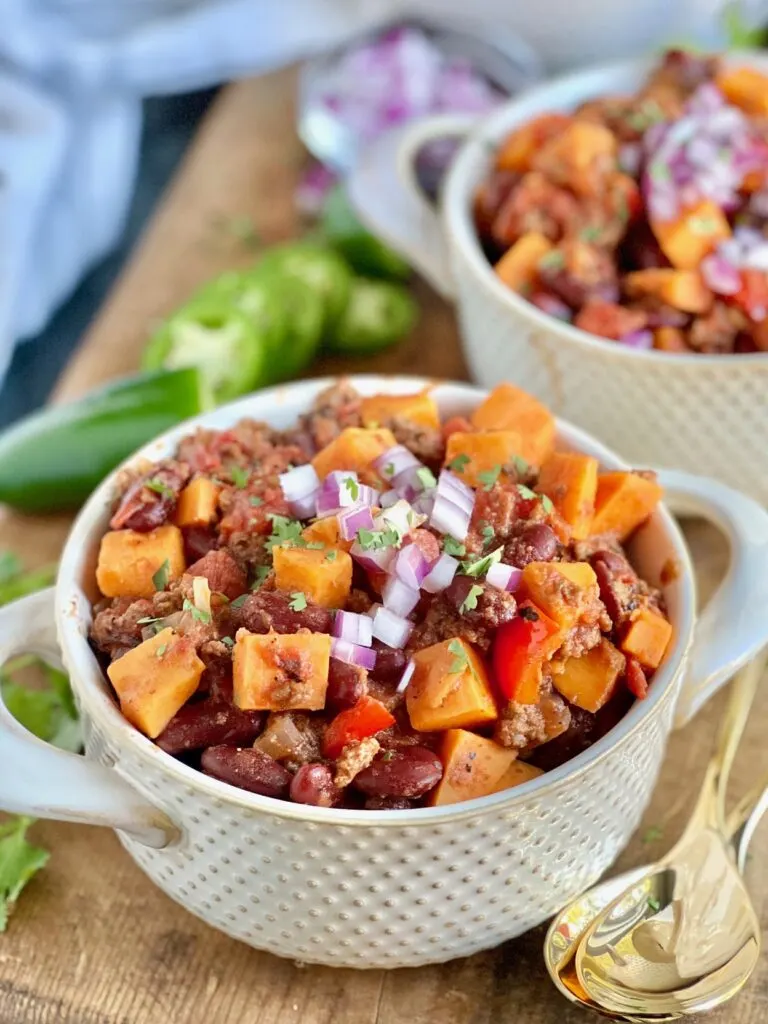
[348,53,768,503]
[2,376,768,969]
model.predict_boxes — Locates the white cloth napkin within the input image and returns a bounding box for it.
[1,0,766,387]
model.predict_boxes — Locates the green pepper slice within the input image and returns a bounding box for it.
[328,279,418,354]
[256,242,352,338]
[250,273,325,382]
[0,368,210,513]
[142,300,266,403]
[321,185,411,282]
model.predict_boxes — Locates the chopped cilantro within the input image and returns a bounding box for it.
[221,636,235,649]
[249,495,264,507]
[229,465,250,489]
[642,825,664,844]
[344,476,360,501]
[447,639,469,675]
[516,484,537,501]
[460,584,484,615]
[477,465,501,491]
[230,594,249,609]
[579,225,602,244]
[381,750,395,763]
[155,644,168,658]
[357,527,398,551]
[460,547,503,578]
[541,495,555,515]
[152,559,170,591]
[416,467,437,490]
[539,249,565,272]
[250,565,271,590]
[182,598,212,624]
[511,455,529,476]
[519,606,539,622]
[145,477,174,500]
[325,550,338,562]
[442,536,466,557]
[384,462,396,477]
[647,896,661,914]
[305,542,325,550]
[448,454,470,473]
[689,215,720,236]
[289,592,308,612]
[481,524,495,548]
[266,514,304,551]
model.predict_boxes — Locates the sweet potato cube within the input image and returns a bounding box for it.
[654,326,689,352]
[272,546,352,608]
[233,629,331,711]
[471,384,556,466]
[624,269,712,314]
[553,638,625,713]
[407,638,497,732]
[444,430,523,488]
[491,759,544,793]
[96,525,186,598]
[651,199,730,271]
[430,729,517,806]
[301,517,354,553]
[494,232,552,294]
[591,471,663,540]
[532,121,618,196]
[621,607,673,670]
[536,451,598,540]
[521,561,598,629]
[311,427,397,485]
[360,391,440,431]
[495,113,573,172]
[175,477,219,528]
[107,628,204,738]
[716,67,768,116]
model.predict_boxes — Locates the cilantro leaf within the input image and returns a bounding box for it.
[229,465,250,489]
[511,455,529,476]
[249,496,264,507]
[221,636,235,649]
[460,546,504,578]
[357,527,398,551]
[145,477,174,500]
[344,477,359,501]
[0,817,50,933]
[383,462,396,478]
[230,594,249,609]
[152,559,171,591]
[447,639,468,675]
[448,454,470,473]
[266,514,303,552]
[516,484,537,501]
[477,465,501,491]
[481,524,495,548]
[250,565,271,590]
[540,495,555,515]
[305,542,325,550]
[442,537,465,557]
[539,249,565,272]
[325,550,338,562]
[416,467,437,490]
[460,584,484,615]
[182,598,212,625]
[289,592,308,611]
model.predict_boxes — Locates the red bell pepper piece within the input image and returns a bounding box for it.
[492,601,562,704]
[323,695,396,758]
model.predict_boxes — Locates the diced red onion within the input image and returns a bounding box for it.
[701,252,742,296]
[421,553,458,593]
[295,162,337,216]
[337,503,375,541]
[393,463,435,497]
[350,541,396,573]
[333,610,373,647]
[437,469,475,514]
[382,576,420,617]
[619,329,654,351]
[618,142,642,176]
[396,659,416,694]
[376,499,415,540]
[288,491,318,520]
[430,494,471,541]
[316,471,379,516]
[374,445,421,482]
[280,463,320,500]
[371,606,413,649]
[379,489,400,509]
[331,638,377,670]
[530,292,572,322]
[412,492,435,517]
[485,562,523,593]
[394,544,431,589]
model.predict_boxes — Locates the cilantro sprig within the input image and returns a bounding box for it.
[460,546,504,579]
[182,598,212,625]
[477,465,501,491]
[266,514,304,552]
[448,454,470,474]
[442,537,465,557]
[460,584,484,615]
[152,559,171,591]
[447,639,469,675]
[289,592,308,611]
[145,477,174,500]
[229,465,250,489]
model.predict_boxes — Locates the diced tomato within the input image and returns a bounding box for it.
[492,601,562,704]
[732,269,768,323]
[625,656,649,700]
[441,416,473,441]
[323,696,396,758]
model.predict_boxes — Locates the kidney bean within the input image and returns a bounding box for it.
[182,526,219,563]
[187,549,247,600]
[157,700,263,755]
[504,522,558,567]
[364,795,414,811]
[326,659,367,712]
[353,746,443,799]
[625,656,649,699]
[593,553,642,629]
[369,643,407,684]
[527,706,597,773]
[235,590,333,636]
[289,764,338,807]
[201,745,291,798]
[110,462,189,532]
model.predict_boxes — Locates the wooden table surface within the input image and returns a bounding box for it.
[1,67,766,1024]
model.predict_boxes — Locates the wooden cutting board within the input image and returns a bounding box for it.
[0,67,766,1024]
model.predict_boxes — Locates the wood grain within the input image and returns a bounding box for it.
[0,67,765,1024]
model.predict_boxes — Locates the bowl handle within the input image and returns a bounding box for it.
[0,588,177,848]
[347,113,478,300]
[657,470,768,727]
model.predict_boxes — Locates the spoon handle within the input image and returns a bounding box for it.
[726,769,768,873]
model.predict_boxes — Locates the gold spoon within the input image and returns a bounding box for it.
[574,654,766,1019]
[544,767,768,1021]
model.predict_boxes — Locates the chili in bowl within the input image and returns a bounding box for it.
[3,376,768,969]
[90,380,673,810]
